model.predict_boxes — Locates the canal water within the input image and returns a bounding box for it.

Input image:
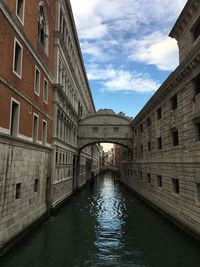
[1,175,200,267]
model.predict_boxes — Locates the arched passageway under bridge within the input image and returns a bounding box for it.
[72,110,133,191]
[77,109,133,151]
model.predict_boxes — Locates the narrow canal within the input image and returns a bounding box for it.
[1,175,200,267]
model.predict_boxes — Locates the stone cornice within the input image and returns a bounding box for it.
[169,0,199,40]
[132,40,200,127]
[0,134,52,152]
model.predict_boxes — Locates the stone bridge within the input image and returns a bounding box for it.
[78,109,133,150]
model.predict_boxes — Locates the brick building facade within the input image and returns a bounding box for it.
[0,0,100,251]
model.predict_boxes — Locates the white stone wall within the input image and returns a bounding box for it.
[0,139,50,249]
[121,46,200,237]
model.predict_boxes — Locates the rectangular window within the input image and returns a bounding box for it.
[135,128,137,136]
[157,107,162,120]
[196,183,200,203]
[193,21,200,41]
[56,151,58,163]
[16,183,21,199]
[10,99,20,136]
[140,123,143,132]
[114,127,119,132]
[172,129,179,146]
[140,144,143,154]
[93,127,98,133]
[148,141,151,151]
[16,0,25,24]
[157,137,162,150]
[147,117,151,127]
[140,172,143,181]
[34,179,39,192]
[193,74,200,96]
[170,94,177,110]
[42,120,47,145]
[43,79,48,103]
[194,122,200,141]
[157,175,162,188]
[172,178,179,194]
[34,67,41,95]
[33,114,39,143]
[147,173,151,184]
[13,38,23,78]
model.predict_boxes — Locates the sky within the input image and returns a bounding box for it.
[70,0,187,119]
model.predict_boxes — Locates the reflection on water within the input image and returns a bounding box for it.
[94,179,126,264]
[0,175,200,267]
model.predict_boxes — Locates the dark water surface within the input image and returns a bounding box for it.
[1,176,200,267]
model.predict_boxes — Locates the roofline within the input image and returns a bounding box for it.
[169,0,193,38]
[66,0,96,112]
[79,113,132,124]
[131,41,200,127]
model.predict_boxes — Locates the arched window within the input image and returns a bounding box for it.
[38,4,48,52]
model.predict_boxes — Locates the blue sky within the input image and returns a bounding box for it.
[71,0,187,118]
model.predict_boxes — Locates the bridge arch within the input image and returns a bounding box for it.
[78,109,133,151]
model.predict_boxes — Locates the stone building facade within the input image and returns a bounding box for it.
[51,0,99,209]
[121,0,200,238]
[0,0,100,252]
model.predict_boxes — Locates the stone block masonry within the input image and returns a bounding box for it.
[121,0,200,239]
[0,137,51,250]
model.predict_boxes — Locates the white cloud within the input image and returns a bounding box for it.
[80,41,104,58]
[71,0,186,70]
[71,0,187,40]
[127,31,179,71]
[87,65,160,93]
